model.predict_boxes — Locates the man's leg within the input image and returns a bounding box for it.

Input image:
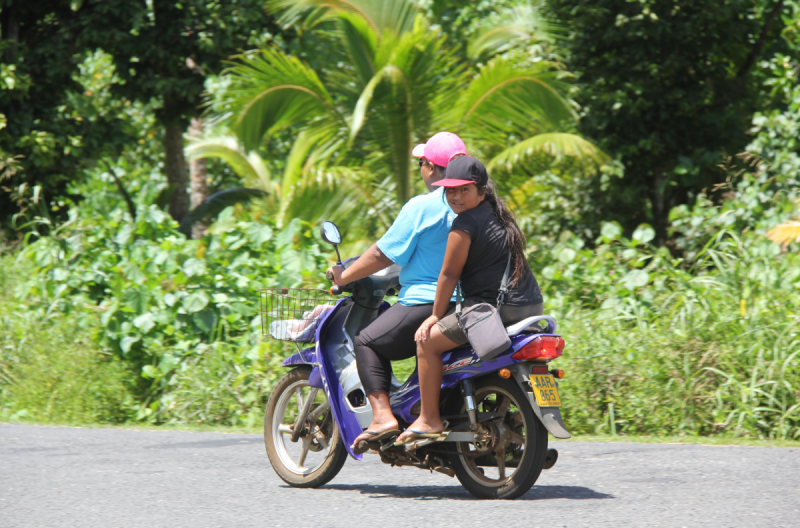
[352,303,437,445]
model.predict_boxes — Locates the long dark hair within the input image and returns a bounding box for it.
[479,179,528,287]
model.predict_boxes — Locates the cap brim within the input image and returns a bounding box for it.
[432,178,475,187]
[411,144,426,157]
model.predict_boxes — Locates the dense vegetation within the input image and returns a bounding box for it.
[1,0,799,440]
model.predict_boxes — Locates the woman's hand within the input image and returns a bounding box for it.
[325,265,346,286]
[415,315,440,342]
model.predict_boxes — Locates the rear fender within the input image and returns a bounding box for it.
[510,363,571,439]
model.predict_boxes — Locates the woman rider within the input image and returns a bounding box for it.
[326,132,467,452]
[396,155,544,443]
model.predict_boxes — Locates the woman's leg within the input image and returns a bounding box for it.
[396,326,459,441]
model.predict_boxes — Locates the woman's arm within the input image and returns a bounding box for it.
[415,230,471,342]
[327,243,393,286]
[432,230,471,318]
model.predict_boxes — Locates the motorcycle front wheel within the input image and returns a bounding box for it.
[264,366,347,487]
[450,376,548,499]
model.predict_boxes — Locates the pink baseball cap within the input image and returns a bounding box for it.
[412,132,467,168]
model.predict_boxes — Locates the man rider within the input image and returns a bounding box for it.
[326,132,467,451]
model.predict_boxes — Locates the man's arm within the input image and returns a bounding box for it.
[329,244,393,286]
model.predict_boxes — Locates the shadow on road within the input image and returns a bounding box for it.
[315,483,614,501]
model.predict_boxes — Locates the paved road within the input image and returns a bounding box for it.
[1,424,798,527]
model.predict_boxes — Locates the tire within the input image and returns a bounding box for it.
[264,366,347,488]
[450,376,548,499]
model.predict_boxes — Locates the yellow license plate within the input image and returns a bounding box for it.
[530,374,562,407]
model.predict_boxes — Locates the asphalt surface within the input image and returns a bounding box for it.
[1,424,798,528]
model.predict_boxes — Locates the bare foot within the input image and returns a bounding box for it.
[352,419,400,446]
[396,418,444,442]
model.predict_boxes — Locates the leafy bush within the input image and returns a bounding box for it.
[0,256,137,424]
[539,222,800,439]
[10,201,328,424]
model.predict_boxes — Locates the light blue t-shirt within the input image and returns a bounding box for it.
[377,187,456,306]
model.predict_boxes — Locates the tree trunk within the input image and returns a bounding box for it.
[1,5,20,61]
[651,169,668,245]
[188,117,209,239]
[164,122,189,223]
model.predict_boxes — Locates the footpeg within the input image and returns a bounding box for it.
[543,448,558,470]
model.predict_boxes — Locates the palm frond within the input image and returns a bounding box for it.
[455,56,575,148]
[349,23,463,201]
[767,222,800,248]
[468,1,557,59]
[488,133,610,173]
[268,0,418,36]
[222,48,340,151]
[185,137,273,194]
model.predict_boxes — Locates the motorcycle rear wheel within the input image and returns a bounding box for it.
[264,366,347,488]
[450,376,548,499]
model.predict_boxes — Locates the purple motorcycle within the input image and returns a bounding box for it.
[263,221,571,499]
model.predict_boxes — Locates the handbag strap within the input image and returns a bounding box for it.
[456,251,512,321]
[496,252,512,308]
[455,282,463,321]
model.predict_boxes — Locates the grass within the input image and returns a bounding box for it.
[0,255,139,424]
[3,231,799,441]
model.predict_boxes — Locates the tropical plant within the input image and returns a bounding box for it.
[191,0,606,238]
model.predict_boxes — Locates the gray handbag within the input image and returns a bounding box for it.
[455,253,512,360]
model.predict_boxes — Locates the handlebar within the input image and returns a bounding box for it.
[326,270,335,281]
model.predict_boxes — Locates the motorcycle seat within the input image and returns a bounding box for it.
[506,315,557,337]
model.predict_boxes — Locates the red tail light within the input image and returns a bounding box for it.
[511,335,565,361]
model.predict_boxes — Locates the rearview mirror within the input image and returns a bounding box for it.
[320,221,342,245]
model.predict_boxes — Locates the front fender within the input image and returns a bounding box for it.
[281,347,317,367]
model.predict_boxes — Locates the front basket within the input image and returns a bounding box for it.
[259,288,336,343]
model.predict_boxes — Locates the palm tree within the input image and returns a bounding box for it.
[192,0,607,235]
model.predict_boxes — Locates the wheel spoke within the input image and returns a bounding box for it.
[496,395,511,416]
[277,424,293,435]
[295,387,305,411]
[308,401,330,421]
[496,447,506,480]
[297,437,312,467]
[508,430,525,446]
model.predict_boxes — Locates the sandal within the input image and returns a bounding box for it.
[393,429,445,446]
[352,429,401,455]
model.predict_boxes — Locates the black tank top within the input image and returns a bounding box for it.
[450,202,542,306]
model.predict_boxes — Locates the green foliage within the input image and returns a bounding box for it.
[3,0,800,442]
[0,4,148,225]
[540,225,800,440]
[73,0,281,126]
[545,0,797,240]
[0,255,137,424]
[202,0,604,242]
[10,181,328,423]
